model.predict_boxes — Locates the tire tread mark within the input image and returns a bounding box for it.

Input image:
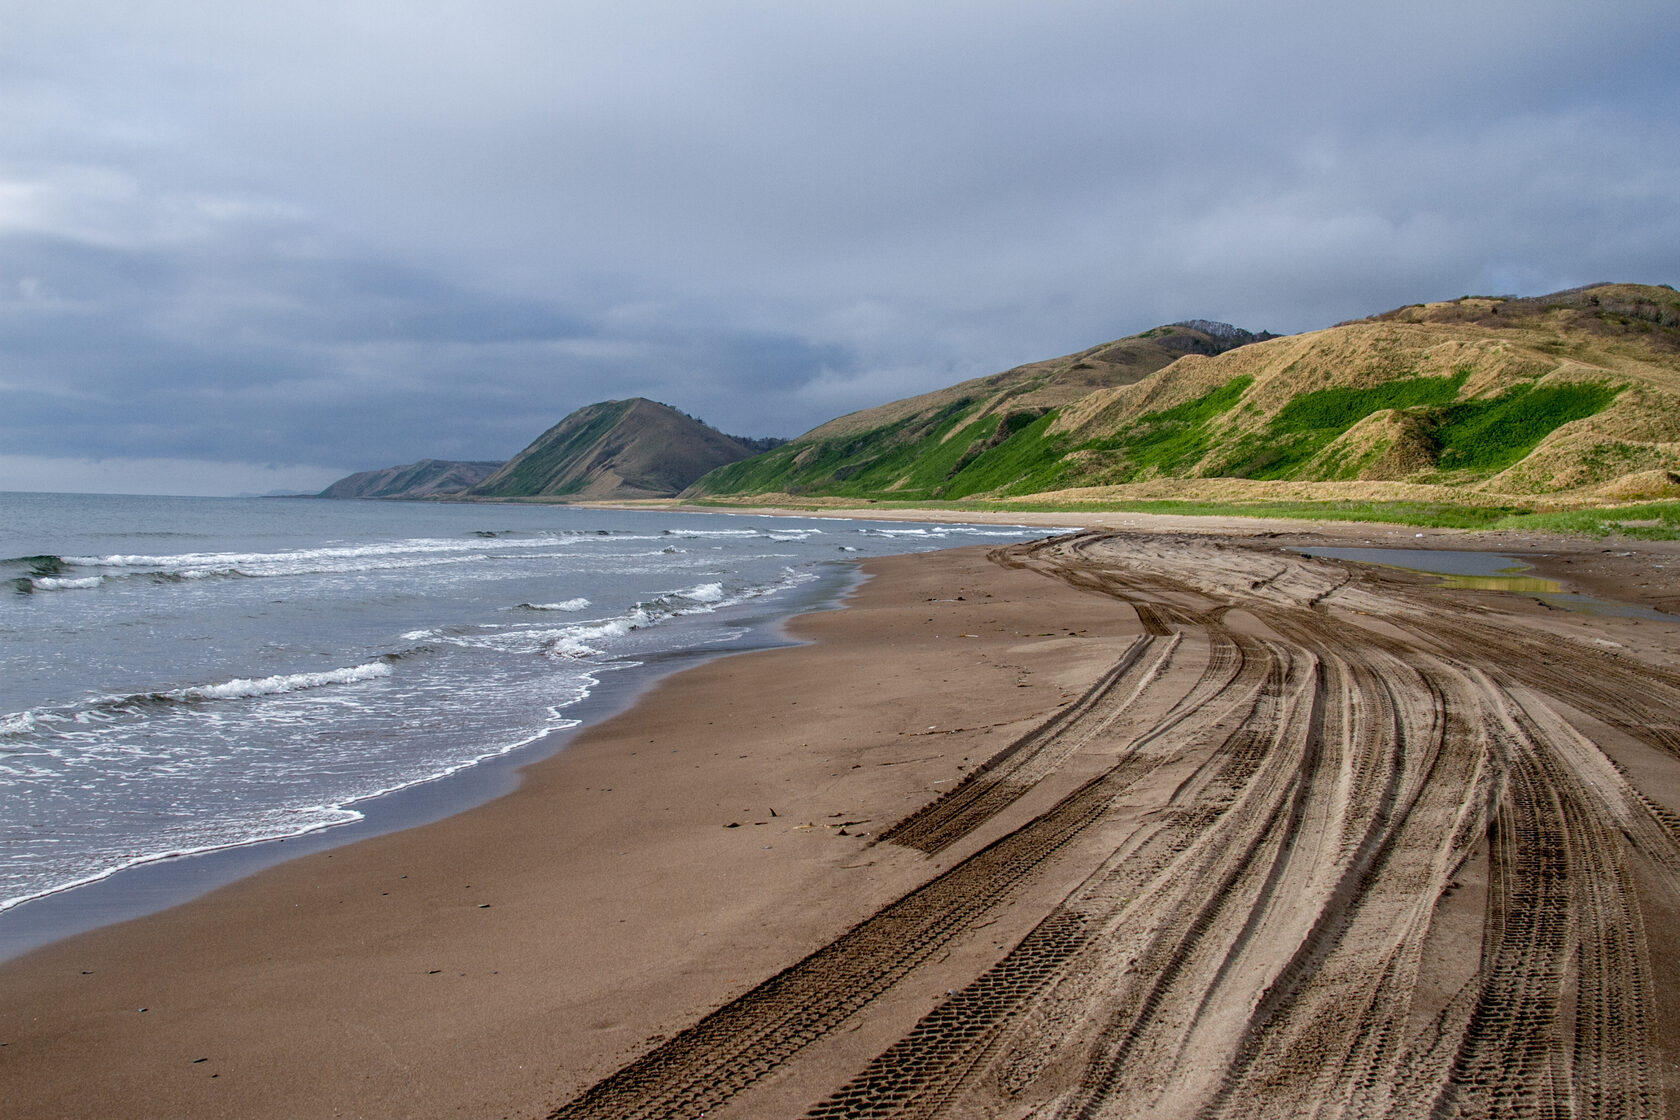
[880,633,1173,854]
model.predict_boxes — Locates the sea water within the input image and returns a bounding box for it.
[0,493,1048,921]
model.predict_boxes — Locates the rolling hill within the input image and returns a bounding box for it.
[317,459,503,500]
[467,397,769,500]
[687,284,1680,508]
[688,321,1273,500]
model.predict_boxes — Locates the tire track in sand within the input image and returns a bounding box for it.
[542,532,1680,1120]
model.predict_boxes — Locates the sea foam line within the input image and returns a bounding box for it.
[0,714,583,916]
[2,662,395,740]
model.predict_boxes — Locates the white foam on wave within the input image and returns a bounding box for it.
[9,512,1003,919]
[545,616,641,657]
[61,532,587,583]
[0,703,579,912]
[659,528,764,539]
[425,570,816,662]
[31,575,103,591]
[1,710,44,737]
[516,598,591,612]
[5,661,400,740]
[173,662,392,702]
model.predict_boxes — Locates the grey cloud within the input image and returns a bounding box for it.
[1,0,1676,490]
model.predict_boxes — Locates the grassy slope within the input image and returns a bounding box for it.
[692,285,1680,527]
[691,323,1264,501]
[473,400,636,497]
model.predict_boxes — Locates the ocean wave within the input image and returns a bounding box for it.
[1,662,394,740]
[145,567,250,583]
[2,553,68,576]
[4,554,75,593]
[514,598,591,612]
[0,710,45,737]
[680,581,726,603]
[0,709,585,915]
[28,575,104,591]
[170,662,393,702]
[425,572,813,661]
[53,532,596,584]
[379,644,438,662]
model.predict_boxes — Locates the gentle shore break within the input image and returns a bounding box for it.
[4,527,1679,1119]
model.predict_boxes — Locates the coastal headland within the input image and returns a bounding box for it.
[4,516,1680,1118]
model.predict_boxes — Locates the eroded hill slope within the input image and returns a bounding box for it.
[690,284,1680,506]
[470,397,765,500]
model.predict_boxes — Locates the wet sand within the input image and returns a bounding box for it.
[4,526,1679,1119]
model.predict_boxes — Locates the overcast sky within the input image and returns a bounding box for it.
[3,1,1677,495]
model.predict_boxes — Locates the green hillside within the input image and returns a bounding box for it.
[689,321,1272,501]
[688,285,1680,509]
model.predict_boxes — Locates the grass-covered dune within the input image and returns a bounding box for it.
[687,284,1680,525]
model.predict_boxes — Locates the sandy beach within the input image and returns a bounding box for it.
[5,521,1680,1118]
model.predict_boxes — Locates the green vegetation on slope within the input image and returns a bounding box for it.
[1213,371,1468,479]
[691,284,1677,507]
[698,369,1628,502]
[1431,381,1623,472]
[696,399,986,498]
[691,321,1276,500]
[697,377,1261,501]
[1203,373,1623,483]
[1074,377,1254,483]
[1272,372,1469,432]
[943,412,1069,496]
[703,364,1628,501]
[481,400,633,497]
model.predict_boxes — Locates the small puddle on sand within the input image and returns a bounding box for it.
[1293,547,1672,621]
[1435,572,1565,593]
[1294,547,1563,592]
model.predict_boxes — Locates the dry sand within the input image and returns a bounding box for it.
[4,523,1680,1119]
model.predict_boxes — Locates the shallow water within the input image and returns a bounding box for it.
[1294,545,1671,619]
[0,492,1055,932]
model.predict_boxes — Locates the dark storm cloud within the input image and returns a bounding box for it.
[0,227,843,468]
[2,0,1676,492]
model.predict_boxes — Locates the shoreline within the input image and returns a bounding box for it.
[1,542,1147,1117]
[5,519,1678,1117]
[0,559,867,962]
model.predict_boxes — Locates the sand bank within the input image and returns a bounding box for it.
[5,528,1680,1119]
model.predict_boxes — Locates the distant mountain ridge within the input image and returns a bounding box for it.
[465,398,767,500]
[317,459,503,500]
[688,284,1680,505]
[318,399,780,502]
